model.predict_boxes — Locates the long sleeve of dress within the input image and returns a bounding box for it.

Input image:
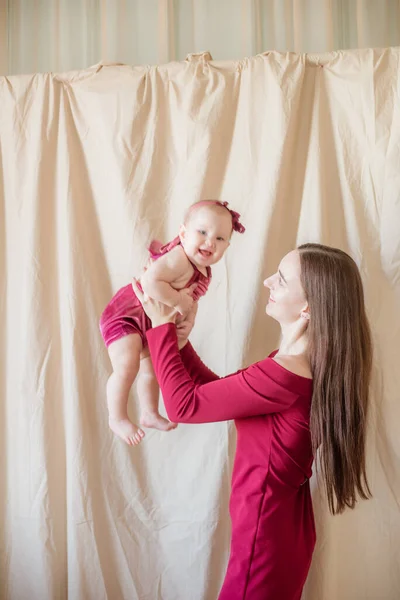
[179,342,220,384]
[146,323,301,424]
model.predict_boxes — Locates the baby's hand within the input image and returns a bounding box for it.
[175,287,195,316]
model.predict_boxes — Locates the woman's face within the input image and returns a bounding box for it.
[264,250,309,326]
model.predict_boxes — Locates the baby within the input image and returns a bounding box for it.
[99,200,245,445]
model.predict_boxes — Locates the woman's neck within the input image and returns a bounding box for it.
[278,320,309,356]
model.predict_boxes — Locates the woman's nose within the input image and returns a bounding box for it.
[264,277,271,288]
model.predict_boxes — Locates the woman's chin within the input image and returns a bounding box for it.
[266,304,280,322]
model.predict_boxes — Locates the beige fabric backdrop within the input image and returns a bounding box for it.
[1,0,400,75]
[1,47,400,599]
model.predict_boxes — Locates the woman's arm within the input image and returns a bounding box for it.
[180,342,220,384]
[176,302,220,384]
[147,323,300,424]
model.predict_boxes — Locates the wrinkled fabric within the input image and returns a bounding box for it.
[0,48,400,600]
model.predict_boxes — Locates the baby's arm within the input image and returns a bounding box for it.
[140,245,193,315]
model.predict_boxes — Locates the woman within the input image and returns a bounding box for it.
[132,243,372,600]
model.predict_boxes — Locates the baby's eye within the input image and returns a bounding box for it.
[279,277,284,286]
[198,230,207,235]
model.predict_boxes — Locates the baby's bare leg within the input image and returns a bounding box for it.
[107,334,145,446]
[137,351,177,432]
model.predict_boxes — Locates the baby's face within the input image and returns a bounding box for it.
[180,206,232,267]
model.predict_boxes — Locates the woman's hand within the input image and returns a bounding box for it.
[176,303,198,348]
[132,279,195,328]
[175,289,194,316]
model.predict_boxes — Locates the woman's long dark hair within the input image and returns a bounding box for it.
[298,243,372,514]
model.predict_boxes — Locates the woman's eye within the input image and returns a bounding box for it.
[217,237,224,241]
[198,230,206,235]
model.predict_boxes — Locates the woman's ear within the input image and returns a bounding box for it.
[300,305,310,320]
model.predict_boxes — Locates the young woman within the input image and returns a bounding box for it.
[132,243,372,600]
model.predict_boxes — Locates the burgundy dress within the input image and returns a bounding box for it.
[146,323,316,600]
[99,237,211,348]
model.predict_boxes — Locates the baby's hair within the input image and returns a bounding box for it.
[183,199,226,222]
[184,200,246,234]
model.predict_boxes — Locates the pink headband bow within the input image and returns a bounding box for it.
[217,201,246,234]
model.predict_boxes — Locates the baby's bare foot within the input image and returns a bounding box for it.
[109,417,145,446]
[140,412,177,432]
